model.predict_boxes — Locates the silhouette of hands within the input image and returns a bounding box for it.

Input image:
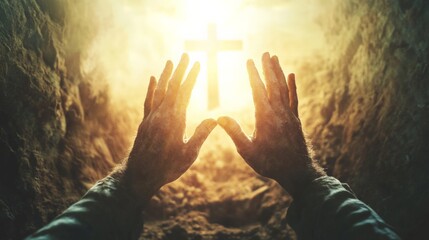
[123,54,217,202]
[218,52,325,198]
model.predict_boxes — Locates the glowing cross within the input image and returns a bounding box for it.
[185,23,243,110]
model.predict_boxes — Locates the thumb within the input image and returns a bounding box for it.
[217,116,252,153]
[186,118,217,155]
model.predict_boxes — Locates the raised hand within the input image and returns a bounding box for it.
[218,53,325,198]
[123,54,217,202]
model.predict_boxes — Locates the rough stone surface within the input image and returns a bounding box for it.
[298,1,429,239]
[0,1,131,239]
[1,0,429,240]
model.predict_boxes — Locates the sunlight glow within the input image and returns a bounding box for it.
[71,0,330,176]
[178,0,253,118]
[79,0,328,125]
[183,0,236,24]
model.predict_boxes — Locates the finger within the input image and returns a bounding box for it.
[287,73,299,117]
[271,55,289,108]
[143,76,157,119]
[262,52,282,107]
[164,54,190,106]
[217,116,252,154]
[177,62,200,113]
[152,60,173,110]
[247,59,270,116]
[186,119,217,157]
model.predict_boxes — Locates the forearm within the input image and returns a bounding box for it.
[25,54,212,240]
[286,176,400,240]
[26,167,153,240]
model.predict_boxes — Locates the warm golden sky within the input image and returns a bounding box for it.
[80,0,331,121]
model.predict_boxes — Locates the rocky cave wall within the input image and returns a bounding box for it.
[0,1,133,239]
[0,0,429,240]
[299,0,429,239]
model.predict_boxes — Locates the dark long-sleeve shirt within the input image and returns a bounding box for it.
[26,176,143,240]
[26,175,400,240]
[287,176,400,239]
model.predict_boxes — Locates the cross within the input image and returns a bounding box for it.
[185,23,242,110]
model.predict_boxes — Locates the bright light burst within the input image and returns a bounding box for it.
[178,0,250,116]
[80,0,328,124]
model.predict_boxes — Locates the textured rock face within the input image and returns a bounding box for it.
[299,1,429,238]
[0,0,131,239]
[0,0,428,240]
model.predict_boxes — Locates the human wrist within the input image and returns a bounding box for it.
[110,162,160,207]
[278,159,326,199]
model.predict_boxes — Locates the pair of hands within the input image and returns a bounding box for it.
[121,53,325,204]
